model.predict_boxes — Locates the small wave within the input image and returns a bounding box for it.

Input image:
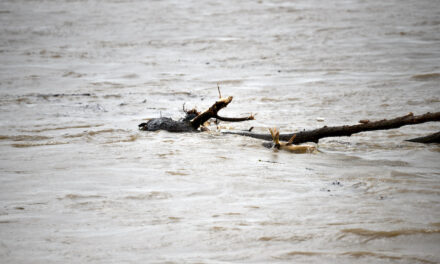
[34,93,93,99]
[342,251,400,260]
[121,73,139,79]
[286,251,323,256]
[102,94,122,99]
[268,7,299,13]
[258,221,287,226]
[394,188,440,195]
[124,191,172,200]
[341,251,436,264]
[1,93,94,105]
[0,220,18,224]
[21,124,103,133]
[11,141,68,148]
[103,134,139,144]
[87,129,124,136]
[213,79,243,85]
[211,226,227,232]
[224,212,241,216]
[62,71,85,78]
[258,236,274,241]
[12,97,32,104]
[411,73,440,81]
[0,135,51,141]
[279,250,436,263]
[167,216,182,223]
[166,171,188,176]
[150,91,194,97]
[259,234,312,242]
[63,133,85,139]
[90,81,123,88]
[62,129,127,140]
[340,228,440,239]
[390,170,425,178]
[425,98,440,103]
[260,97,284,102]
[59,194,104,200]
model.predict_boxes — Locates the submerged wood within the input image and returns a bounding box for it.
[138,117,195,132]
[224,112,440,144]
[138,96,253,132]
[406,131,440,143]
[268,128,316,153]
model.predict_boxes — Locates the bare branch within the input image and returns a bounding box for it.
[190,96,234,129]
[224,112,440,144]
[215,114,254,122]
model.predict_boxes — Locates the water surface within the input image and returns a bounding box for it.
[1,0,440,263]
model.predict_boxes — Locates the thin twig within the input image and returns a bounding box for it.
[217,83,222,99]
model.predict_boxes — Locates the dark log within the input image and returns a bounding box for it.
[224,112,440,144]
[406,131,440,143]
[138,117,194,132]
[139,96,253,132]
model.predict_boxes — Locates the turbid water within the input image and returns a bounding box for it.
[1,0,440,263]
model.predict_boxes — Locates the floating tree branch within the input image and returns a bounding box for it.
[139,92,439,145]
[138,95,253,132]
[224,112,440,144]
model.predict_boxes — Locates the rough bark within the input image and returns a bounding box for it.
[406,131,440,143]
[138,117,194,132]
[189,96,233,129]
[224,112,440,144]
[138,96,253,132]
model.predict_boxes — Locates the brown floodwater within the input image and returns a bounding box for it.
[1,0,440,263]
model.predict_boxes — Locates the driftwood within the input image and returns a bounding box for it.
[224,112,440,144]
[138,96,253,132]
[268,128,316,153]
[407,131,440,143]
[139,91,439,145]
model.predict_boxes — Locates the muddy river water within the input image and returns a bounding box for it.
[1,0,440,263]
